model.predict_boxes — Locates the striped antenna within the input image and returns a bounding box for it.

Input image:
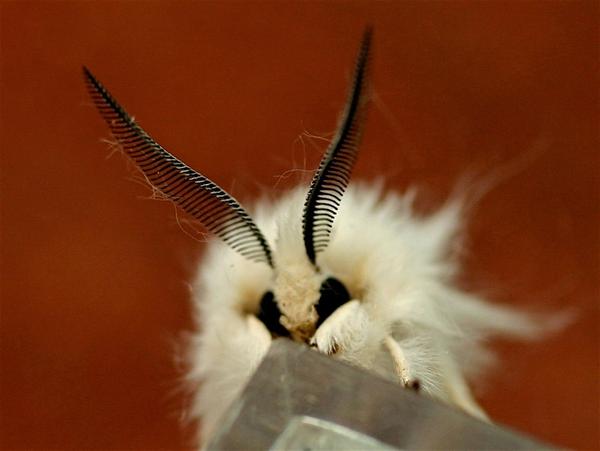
[302,27,372,265]
[83,67,273,267]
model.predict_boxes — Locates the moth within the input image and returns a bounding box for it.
[85,28,552,447]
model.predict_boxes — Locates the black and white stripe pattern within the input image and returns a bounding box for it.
[302,27,372,265]
[83,67,273,267]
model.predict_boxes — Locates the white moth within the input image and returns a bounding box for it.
[85,28,555,448]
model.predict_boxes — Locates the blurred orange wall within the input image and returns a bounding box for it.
[1,2,598,449]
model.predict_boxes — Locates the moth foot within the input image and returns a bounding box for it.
[384,336,420,390]
[310,335,342,355]
[405,378,420,392]
[327,339,341,355]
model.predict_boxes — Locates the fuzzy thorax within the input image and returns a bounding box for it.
[274,262,320,341]
[271,193,322,342]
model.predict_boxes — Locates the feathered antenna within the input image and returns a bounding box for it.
[302,27,372,265]
[83,67,273,267]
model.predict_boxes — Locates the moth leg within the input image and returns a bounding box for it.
[311,300,366,355]
[384,336,420,391]
[245,314,273,352]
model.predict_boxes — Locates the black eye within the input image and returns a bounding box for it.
[256,291,290,337]
[315,277,351,327]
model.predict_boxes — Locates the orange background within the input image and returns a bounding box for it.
[1,2,598,449]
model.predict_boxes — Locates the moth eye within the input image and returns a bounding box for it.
[315,277,351,327]
[256,291,290,338]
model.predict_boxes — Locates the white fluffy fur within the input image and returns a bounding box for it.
[186,183,548,447]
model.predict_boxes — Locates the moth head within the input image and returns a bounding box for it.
[273,262,320,342]
[260,270,353,343]
[84,27,372,345]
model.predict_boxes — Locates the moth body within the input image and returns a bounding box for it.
[187,185,542,443]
